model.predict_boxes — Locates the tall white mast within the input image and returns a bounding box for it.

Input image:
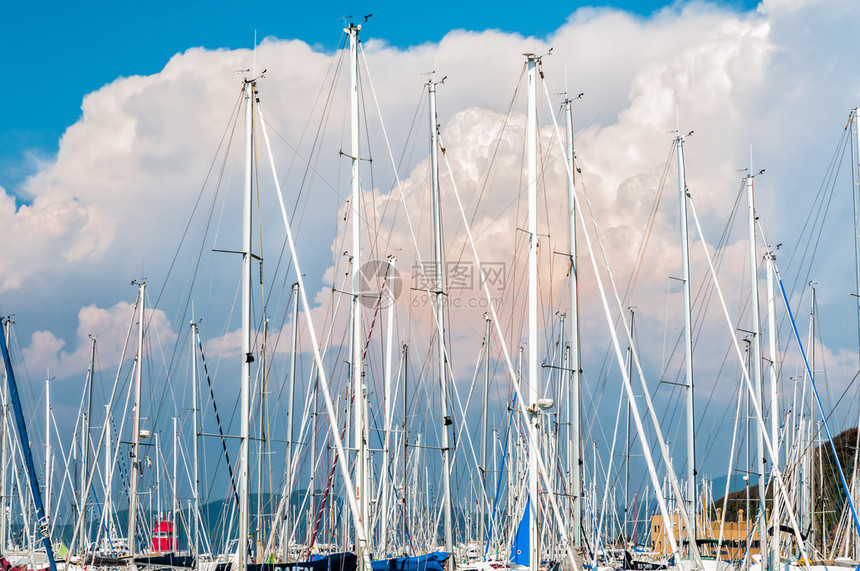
[173,416,178,549]
[563,94,581,551]
[0,318,8,553]
[285,283,299,552]
[808,286,816,554]
[745,169,767,571]
[401,343,409,546]
[346,22,370,556]
[106,404,114,545]
[799,300,810,545]
[156,432,162,520]
[380,258,396,555]
[44,371,51,526]
[851,108,860,561]
[591,443,597,555]
[625,310,634,544]
[239,77,254,571]
[852,109,860,368]
[81,336,96,555]
[128,280,145,560]
[765,252,780,566]
[676,133,696,542]
[428,77,453,553]
[526,53,540,571]
[480,314,491,546]
[190,321,200,561]
[563,343,573,542]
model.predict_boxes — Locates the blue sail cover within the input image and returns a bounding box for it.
[371,552,449,571]
[243,552,357,571]
[510,499,530,566]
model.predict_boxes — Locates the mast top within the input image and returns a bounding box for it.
[424,71,447,88]
[562,92,584,104]
[344,15,369,34]
[243,71,265,86]
[523,48,552,62]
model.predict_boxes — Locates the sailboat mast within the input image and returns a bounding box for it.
[563,95,582,551]
[381,258,396,555]
[676,133,696,542]
[428,77,454,553]
[591,443,597,556]
[128,280,145,560]
[239,77,255,571]
[156,432,162,521]
[402,342,409,547]
[81,336,96,554]
[0,318,8,554]
[191,321,200,561]
[808,286,817,553]
[625,310,634,543]
[526,54,540,571]
[173,416,178,549]
[852,109,860,562]
[45,372,51,526]
[286,283,299,552]
[852,109,860,367]
[745,170,767,571]
[0,320,57,571]
[106,404,113,545]
[480,314,491,547]
[765,252,780,566]
[346,22,370,555]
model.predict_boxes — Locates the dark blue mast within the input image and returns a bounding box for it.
[0,320,57,571]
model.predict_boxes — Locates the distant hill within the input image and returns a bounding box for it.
[709,426,859,550]
[708,474,758,499]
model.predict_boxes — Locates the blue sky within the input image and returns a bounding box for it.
[0,0,757,194]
